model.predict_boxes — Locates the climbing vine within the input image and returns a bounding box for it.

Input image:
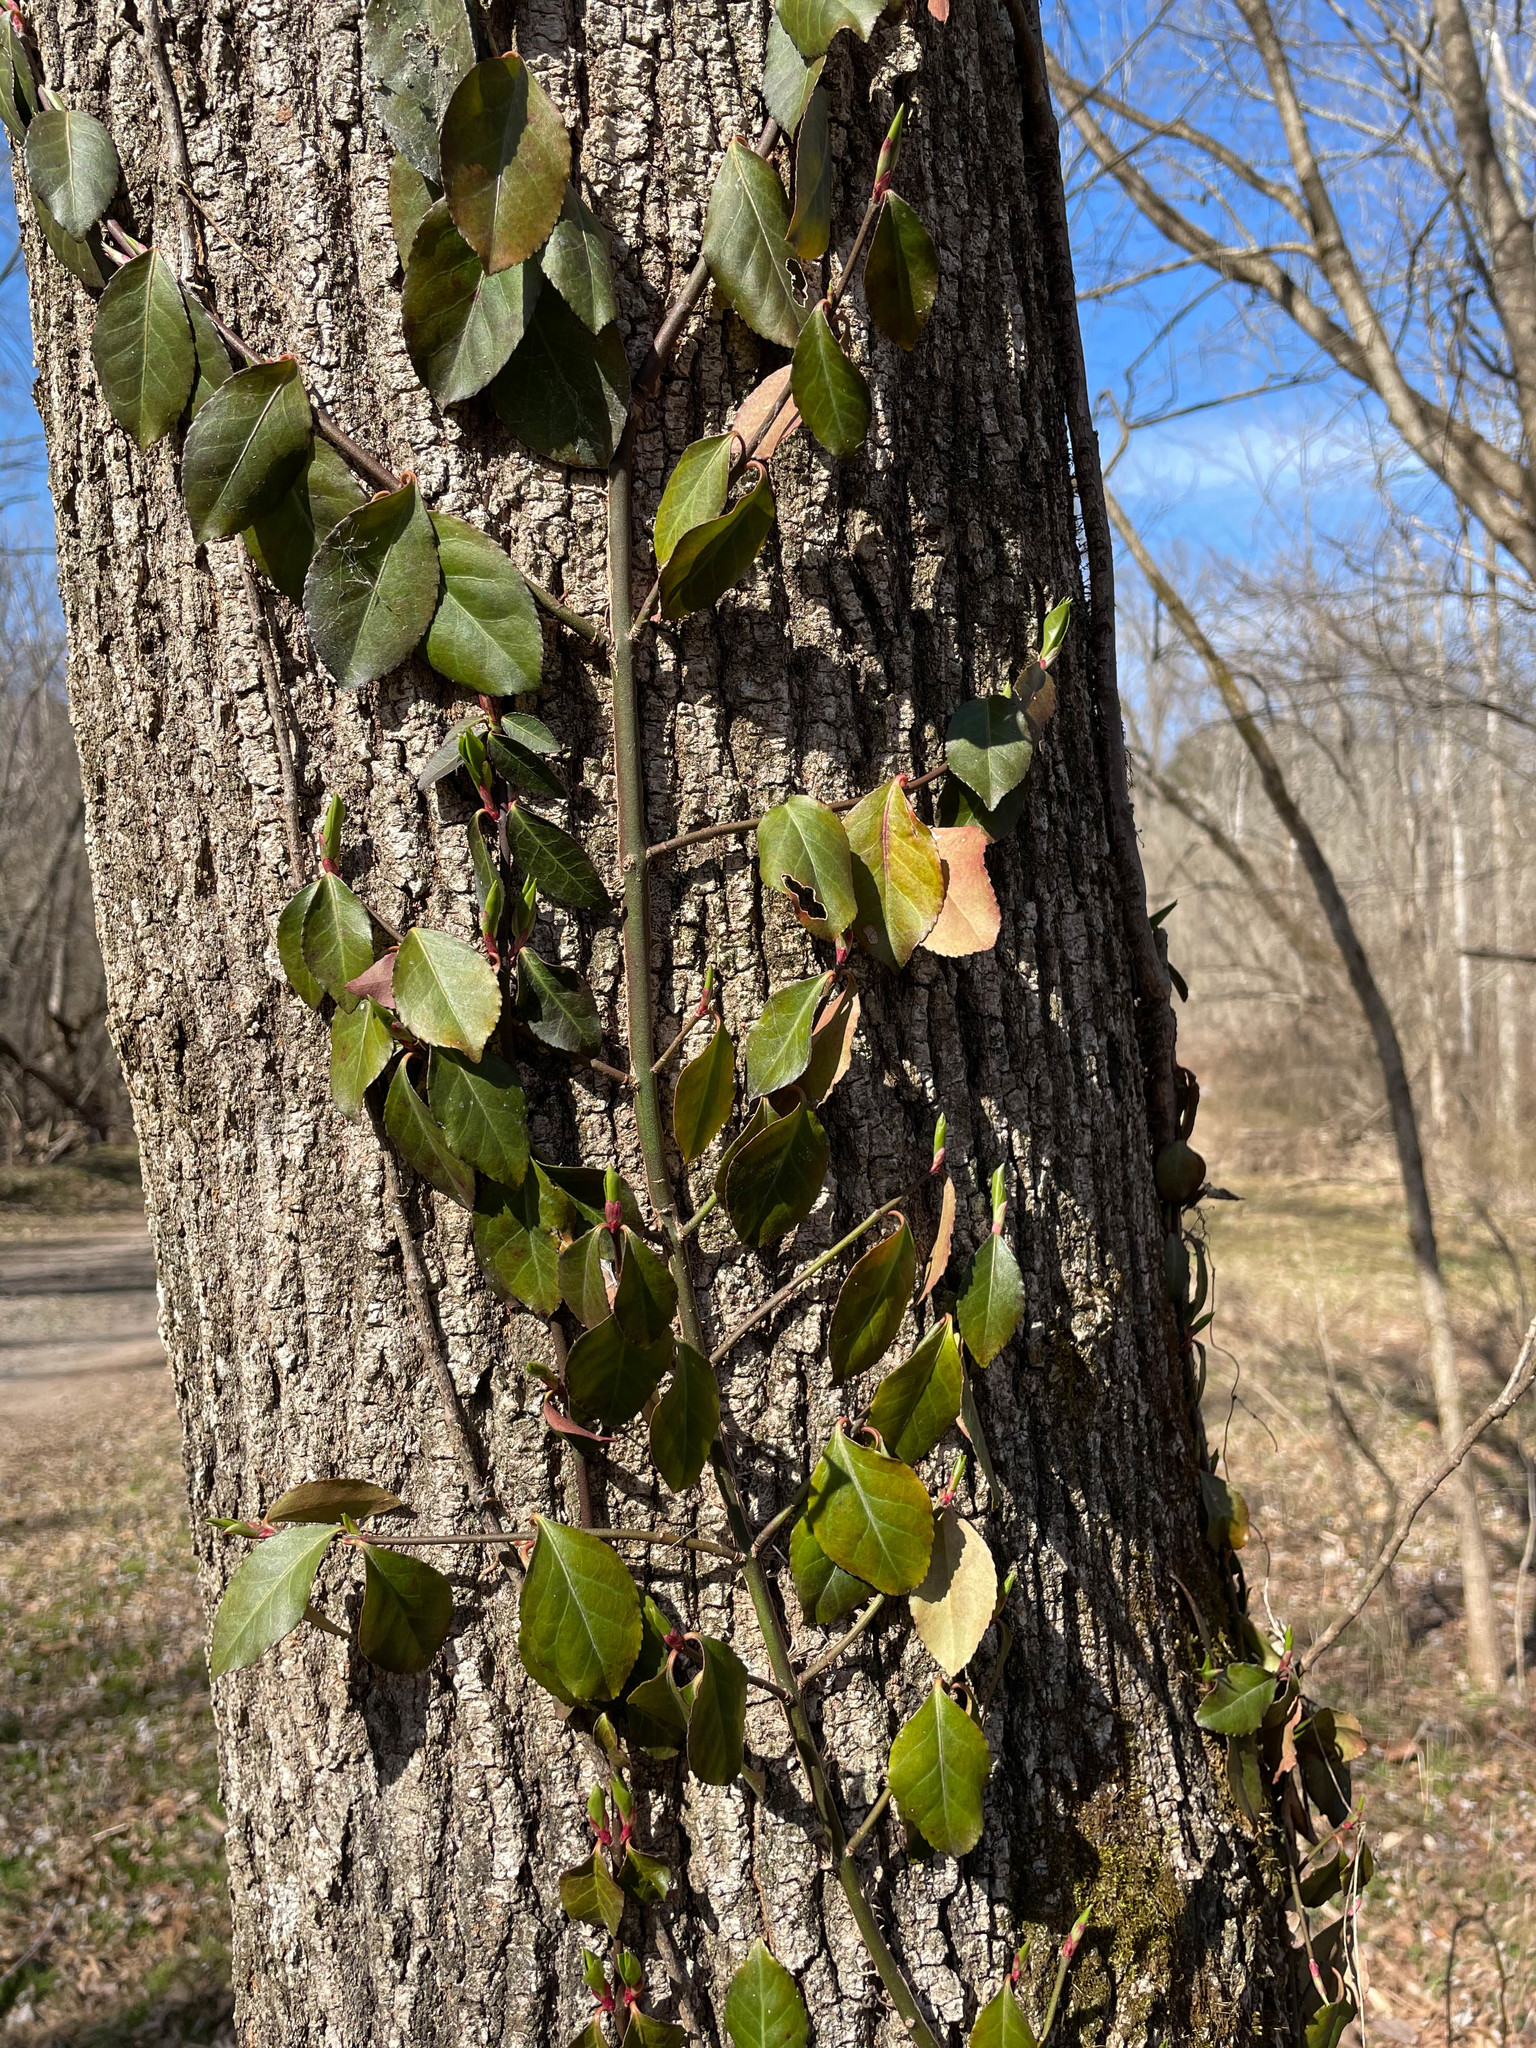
[2,0,1373,2038]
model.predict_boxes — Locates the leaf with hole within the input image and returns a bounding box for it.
[89,251,195,449]
[659,468,776,621]
[792,305,870,459]
[560,1850,626,1937]
[541,183,618,334]
[687,1635,748,1785]
[384,1060,475,1207]
[362,0,476,180]
[491,287,630,470]
[304,482,441,690]
[654,435,732,568]
[245,441,368,605]
[330,998,396,1119]
[787,87,831,261]
[869,1317,962,1466]
[359,1546,453,1673]
[789,1515,870,1627]
[210,1522,338,1679]
[807,1427,933,1593]
[673,1024,736,1164]
[649,1343,718,1492]
[301,873,375,1006]
[24,106,119,238]
[392,926,501,1058]
[515,951,602,1056]
[887,1681,991,1855]
[183,358,314,542]
[957,1231,1024,1368]
[724,1101,828,1248]
[923,826,1001,958]
[278,882,324,1008]
[776,0,883,58]
[1194,1664,1276,1738]
[403,200,540,405]
[423,513,543,697]
[559,1228,616,1327]
[845,777,944,969]
[909,1508,997,1678]
[267,1478,402,1524]
[757,795,856,941]
[440,54,569,274]
[428,1047,528,1182]
[762,14,825,133]
[519,1517,642,1702]
[745,972,832,1100]
[865,192,939,351]
[613,1230,678,1345]
[505,804,608,912]
[829,1220,915,1383]
[389,153,440,265]
[473,1168,563,1313]
[724,1940,808,2048]
[703,141,805,349]
[567,1317,673,1428]
[970,1987,1039,2048]
[945,696,1033,809]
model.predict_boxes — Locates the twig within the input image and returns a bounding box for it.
[136,0,203,277]
[373,1524,742,1561]
[652,1007,710,1075]
[676,1190,720,1242]
[1514,1435,1535,1702]
[0,1908,60,1989]
[647,815,761,862]
[798,1594,886,1682]
[845,1786,891,1855]
[749,1480,810,1558]
[709,1196,906,1367]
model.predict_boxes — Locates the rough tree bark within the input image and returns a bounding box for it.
[19,0,1287,2040]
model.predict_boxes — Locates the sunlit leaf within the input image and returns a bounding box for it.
[491,288,630,469]
[245,441,367,605]
[868,1317,962,1466]
[613,1230,678,1346]
[402,200,540,404]
[1200,1470,1250,1554]
[384,1060,475,1207]
[829,1219,915,1383]
[560,1228,615,1327]
[757,795,856,941]
[362,0,476,181]
[567,1317,673,1428]
[649,1343,718,1492]
[703,141,805,349]
[659,468,776,621]
[787,86,831,261]
[673,1023,737,1163]
[210,1522,338,1678]
[486,729,564,800]
[790,1515,870,1627]
[359,1546,453,1673]
[762,15,824,134]
[440,53,568,271]
[628,2014,687,2048]
[24,106,119,239]
[505,804,609,911]
[724,1100,829,1248]
[1304,2002,1354,2048]
[541,183,618,334]
[267,1478,402,1524]
[957,1230,1024,1368]
[776,0,883,59]
[806,1427,933,1594]
[923,826,1001,957]
[423,513,543,696]
[389,152,440,265]
[428,1046,529,1182]
[865,191,939,351]
[654,435,732,567]
[90,250,195,448]
[970,1986,1038,2048]
[393,926,501,1058]
[329,997,396,1119]
[473,1168,563,1313]
[0,22,38,146]
[687,1635,748,1785]
[1195,1664,1277,1738]
[887,1681,990,1855]
[301,872,374,1006]
[519,1517,643,1702]
[745,972,832,1099]
[787,986,858,1108]
[845,777,944,969]
[945,696,1033,809]
[304,481,441,690]
[278,881,324,1008]
[621,1844,672,1904]
[724,1940,808,2048]
[515,950,602,1056]
[560,1849,626,1937]
[183,358,314,542]
[920,1177,957,1302]
[909,1508,997,1678]
[791,305,870,459]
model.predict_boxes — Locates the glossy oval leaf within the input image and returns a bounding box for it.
[300,872,374,1005]
[491,287,630,469]
[305,481,441,690]
[393,925,501,1058]
[745,971,831,1100]
[865,191,940,351]
[183,358,314,542]
[515,950,602,1055]
[362,0,476,181]
[868,1317,963,1466]
[762,14,825,133]
[936,771,1028,845]
[440,55,570,274]
[806,1427,933,1594]
[787,87,831,261]
[90,250,195,449]
[703,141,804,350]
[887,1681,991,1856]
[613,1229,678,1346]
[829,1219,915,1383]
[402,199,540,404]
[791,305,870,459]
[473,1171,562,1313]
[209,1522,338,1679]
[567,1317,673,1428]
[384,1060,476,1208]
[910,1508,997,1678]
[654,434,731,568]
[541,182,618,333]
[423,512,543,696]
[245,441,368,605]
[687,1634,748,1785]
[660,468,776,621]
[1195,1663,1277,1738]
[673,1023,736,1164]
[945,696,1033,809]
[24,106,119,239]
[330,997,396,1119]
[649,1343,719,1493]
[359,1545,454,1673]
[560,1227,616,1327]
[486,730,564,800]
[505,803,609,912]
[519,1517,642,1703]
[34,191,107,290]
[277,881,324,1008]
[924,825,1001,958]
[776,0,883,59]
[724,1100,829,1249]
[789,1514,870,1627]
[267,1478,402,1524]
[428,1046,528,1182]
[757,795,857,942]
[724,1941,808,2048]
[389,152,440,265]
[957,1230,1025,1368]
[970,1987,1039,2048]
[845,777,944,969]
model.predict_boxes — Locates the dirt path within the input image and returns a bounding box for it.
[0,1217,165,1427]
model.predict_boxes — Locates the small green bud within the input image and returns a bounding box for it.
[1040,595,1072,668]
[581,1950,607,1995]
[876,102,906,184]
[458,727,487,786]
[619,1951,643,1989]
[610,1776,633,1822]
[481,876,504,941]
[320,792,345,864]
[989,1164,1007,1232]
[512,872,538,942]
[587,1784,607,1827]
[932,1112,946,1165]
[593,1712,620,1761]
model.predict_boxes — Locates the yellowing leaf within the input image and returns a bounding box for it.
[924,826,1000,957]
[909,1508,997,1678]
[845,777,944,968]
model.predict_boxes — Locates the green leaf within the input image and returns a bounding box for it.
[762,15,825,134]
[359,1546,454,1673]
[620,1846,672,1905]
[845,777,944,969]
[209,1523,338,1678]
[687,1635,748,1785]
[541,183,618,334]
[402,200,540,404]
[649,1343,719,1492]
[829,1220,915,1382]
[422,514,543,696]
[34,191,106,290]
[865,192,939,351]
[362,0,476,181]
[89,251,195,449]
[244,441,367,605]
[389,152,440,265]
[807,1427,933,1594]
[330,998,396,1119]
[789,1514,870,1627]
[625,1666,691,1758]
[787,87,831,263]
[660,468,776,621]
[486,730,564,800]
[936,772,1028,845]
[958,1367,1001,1500]
[568,1317,673,1429]
[654,435,732,568]
[1304,2003,1353,2048]
[627,2015,687,2048]
[745,972,832,1099]
[794,985,858,1106]
[301,872,374,1005]
[267,1478,402,1523]
[724,1100,829,1248]
[970,1987,1039,2048]
[791,305,870,459]
[277,881,324,1008]
[560,1850,626,1937]
[714,1099,777,1198]
[384,1059,476,1207]
[945,696,1033,810]
[515,951,602,1056]
[505,803,609,911]
[613,1230,678,1345]
[491,286,631,470]
[1041,595,1071,665]
[957,1231,1025,1368]
[703,141,805,349]
[440,54,570,274]
[1194,1664,1277,1738]
[724,1940,808,2048]
[393,926,502,1058]
[24,106,119,239]
[887,1681,991,1855]
[473,1169,562,1313]
[518,1517,642,1702]
[673,1024,736,1164]
[776,0,883,58]
[560,1227,616,1327]
[909,1507,997,1678]
[0,23,38,146]
[867,1317,962,1465]
[182,358,314,542]
[303,481,441,691]
[184,291,234,417]
[757,794,857,941]
[428,1047,528,1182]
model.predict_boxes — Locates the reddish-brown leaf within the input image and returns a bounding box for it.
[923,827,1000,957]
[346,946,398,1008]
[919,1174,956,1302]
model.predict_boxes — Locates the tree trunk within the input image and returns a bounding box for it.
[19,0,1286,2040]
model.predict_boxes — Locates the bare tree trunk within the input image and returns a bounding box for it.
[18,0,1287,2041]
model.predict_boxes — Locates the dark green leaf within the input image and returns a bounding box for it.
[0,23,38,146]
[491,286,630,470]
[422,512,543,695]
[627,2014,687,2048]
[673,1023,736,1163]
[887,1681,991,1855]
[659,468,776,621]
[304,481,441,690]
[791,304,870,458]
[687,1635,748,1785]
[620,1846,672,1904]
[969,1987,1039,2048]
[267,1478,402,1523]
[383,1059,475,1208]
[787,87,831,261]
[209,1522,338,1678]
[486,731,563,800]
[515,951,602,1055]
[613,1230,678,1345]
[393,926,502,1058]
[363,0,475,180]
[745,971,832,1099]
[359,1546,454,1672]
[567,1316,673,1428]
[1305,2003,1353,2048]
[278,881,324,1008]
[868,1317,962,1465]
[330,998,396,1119]
[440,55,570,273]
[89,251,195,449]
[24,106,119,239]
[724,1940,808,2048]
[34,191,106,290]
[776,0,883,58]
[625,1667,690,1757]
[403,200,540,404]
[1194,1664,1277,1738]
[560,1850,626,1937]
[428,1047,528,1182]
[724,1100,829,1248]
[559,1226,616,1327]
[958,1367,1001,1499]
[518,1516,642,1702]
[183,291,233,417]
[389,152,440,265]
[789,1514,870,1627]
[845,777,944,969]
[505,803,609,911]
[649,1343,718,1492]
[703,141,805,349]
[541,183,618,333]
[762,15,825,134]
[244,441,368,605]
[183,358,314,542]
[865,192,939,351]
[714,1099,778,1198]
[807,1427,933,1593]
[957,1231,1025,1368]
[829,1220,915,1382]
[473,1169,562,1313]
[945,696,1033,809]
[301,872,374,1005]
[654,435,732,567]
[757,794,857,941]
[936,772,1028,844]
